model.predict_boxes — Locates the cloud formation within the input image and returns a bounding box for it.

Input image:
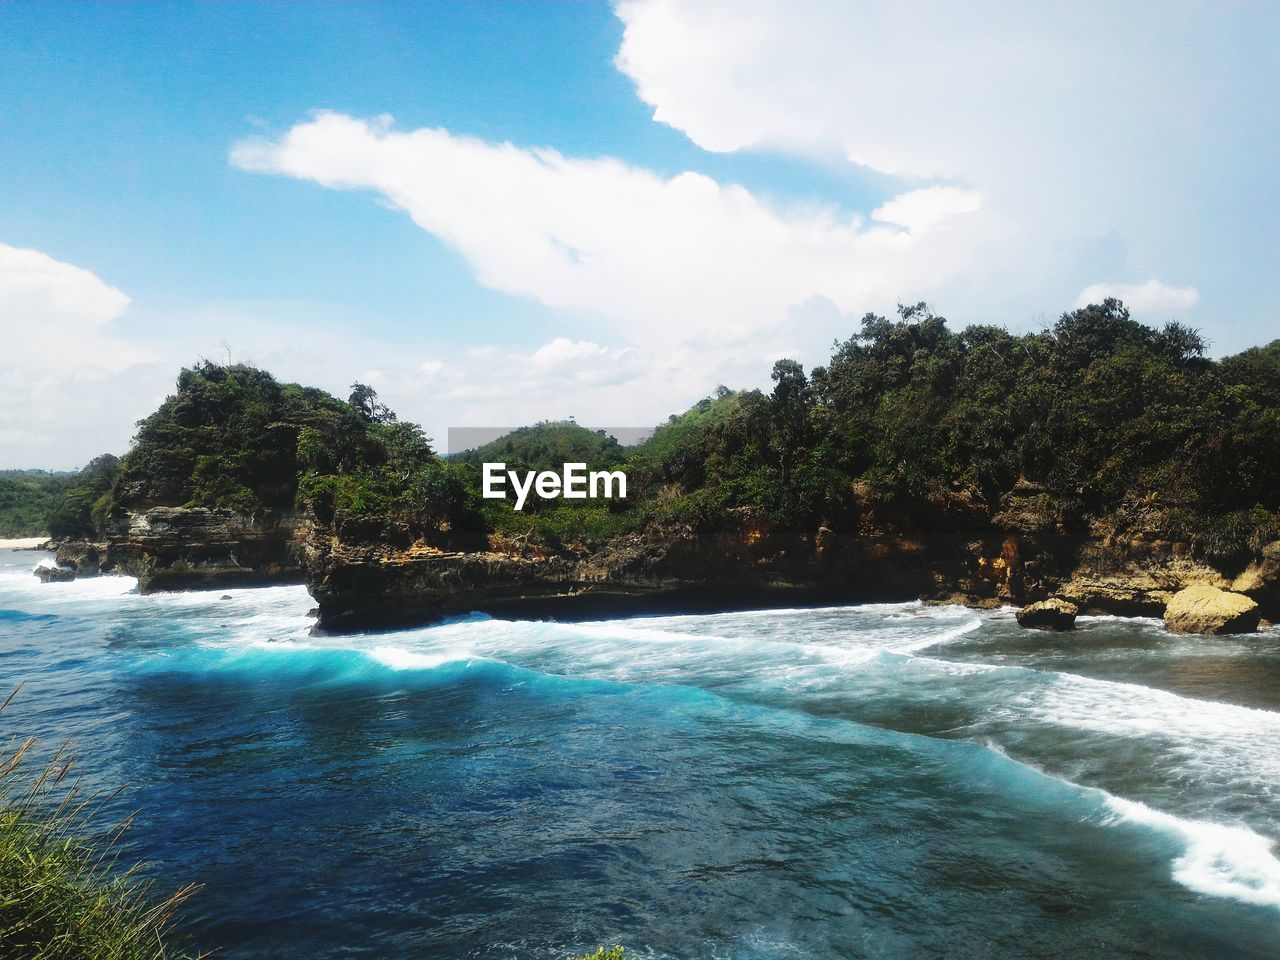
[872,188,982,234]
[0,243,140,372]
[612,0,1280,335]
[11,3,1278,468]
[0,245,169,469]
[1074,281,1200,316]
[231,111,986,352]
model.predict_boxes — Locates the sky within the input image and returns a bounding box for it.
[2,1,1278,469]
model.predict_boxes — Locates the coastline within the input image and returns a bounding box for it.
[0,536,49,550]
[42,516,1279,635]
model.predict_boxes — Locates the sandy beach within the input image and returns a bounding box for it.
[0,537,50,550]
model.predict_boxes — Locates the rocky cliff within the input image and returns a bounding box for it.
[302,502,1280,633]
[54,507,311,592]
[47,500,1279,632]
[303,513,968,631]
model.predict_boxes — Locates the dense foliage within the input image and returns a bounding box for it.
[450,421,631,541]
[0,470,72,538]
[39,301,1280,557]
[623,299,1280,552]
[45,455,122,539]
[57,362,478,534]
[455,421,626,475]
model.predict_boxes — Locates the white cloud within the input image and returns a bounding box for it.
[611,0,1278,331]
[348,335,660,451]
[613,0,1201,193]
[229,112,1030,444]
[0,243,142,371]
[614,0,1083,179]
[872,187,982,233]
[528,337,639,382]
[1073,280,1199,316]
[0,244,168,468]
[230,111,995,354]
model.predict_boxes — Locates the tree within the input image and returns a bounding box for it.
[348,383,396,424]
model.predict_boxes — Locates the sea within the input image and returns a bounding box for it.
[2,546,1278,959]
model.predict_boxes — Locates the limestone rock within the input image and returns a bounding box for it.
[1016,598,1078,631]
[34,564,75,583]
[1163,583,1260,635]
[57,507,312,593]
[1056,544,1227,616]
[1231,540,1280,620]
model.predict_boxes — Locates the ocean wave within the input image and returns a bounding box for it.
[10,569,1280,918]
[1104,794,1280,908]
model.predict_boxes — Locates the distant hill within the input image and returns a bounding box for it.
[453,421,628,473]
[0,470,73,537]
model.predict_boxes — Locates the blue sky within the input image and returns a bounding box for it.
[2,1,1278,468]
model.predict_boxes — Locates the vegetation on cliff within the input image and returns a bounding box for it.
[451,422,632,544]
[43,362,475,540]
[625,299,1280,553]
[42,299,1280,563]
[454,421,627,475]
[466,299,1279,556]
[45,455,122,540]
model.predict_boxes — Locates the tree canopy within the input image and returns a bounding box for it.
[42,302,1280,557]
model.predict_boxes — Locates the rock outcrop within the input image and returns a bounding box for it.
[1053,536,1231,617]
[1163,583,1261,635]
[302,514,979,632]
[302,515,1280,634]
[53,507,311,593]
[1016,598,1078,631]
[34,564,75,583]
[51,489,1280,636]
[1230,540,1280,618]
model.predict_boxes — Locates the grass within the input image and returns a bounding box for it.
[571,948,626,960]
[0,689,201,960]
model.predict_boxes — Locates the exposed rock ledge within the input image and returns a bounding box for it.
[54,506,311,593]
[51,504,1280,634]
[303,515,1280,634]
[302,517,978,633]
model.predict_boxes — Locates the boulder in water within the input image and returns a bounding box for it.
[1163,583,1260,635]
[1016,598,1078,631]
[34,565,76,583]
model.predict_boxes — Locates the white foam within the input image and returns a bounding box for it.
[890,616,983,653]
[367,646,476,671]
[10,570,1280,913]
[1105,795,1280,908]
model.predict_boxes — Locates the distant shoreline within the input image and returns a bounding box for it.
[0,536,49,550]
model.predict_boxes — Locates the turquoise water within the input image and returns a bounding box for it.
[2,547,1279,958]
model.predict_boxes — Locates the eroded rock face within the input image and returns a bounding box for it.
[34,565,75,583]
[1163,583,1261,635]
[302,516,958,632]
[54,507,312,593]
[300,512,1280,635]
[1016,598,1078,631]
[1054,538,1227,616]
[1231,540,1280,620]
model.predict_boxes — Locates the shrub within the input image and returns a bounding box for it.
[571,947,626,960]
